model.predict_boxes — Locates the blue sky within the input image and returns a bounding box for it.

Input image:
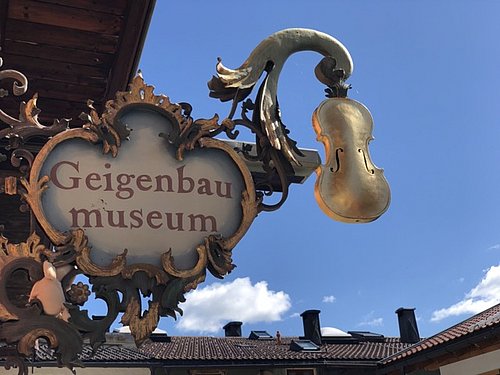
[132,0,500,338]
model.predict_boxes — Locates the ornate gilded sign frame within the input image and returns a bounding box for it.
[26,73,258,337]
[0,72,260,371]
[22,74,258,283]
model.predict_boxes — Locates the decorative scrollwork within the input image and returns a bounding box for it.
[80,100,129,157]
[0,254,83,370]
[0,57,28,127]
[67,279,121,351]
[162,245,207,279]
[209,28,353,166]
[314,56,352,98]
[17,328,58,357]
[72,229,128,277]
[2,354,28,375]
[10,149,34,175]
[67,282,90,305]
[0,58,68,180]
[0,232,46,262]
[121,298,160,345]
[163,115,239,161]
[207,28,357,212]
[0,58,68,144]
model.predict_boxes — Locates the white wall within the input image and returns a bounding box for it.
[440,349,500,375]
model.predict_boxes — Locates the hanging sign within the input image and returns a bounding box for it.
[23,76,258,278]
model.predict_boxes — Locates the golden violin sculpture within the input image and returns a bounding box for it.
[312,97,390,223]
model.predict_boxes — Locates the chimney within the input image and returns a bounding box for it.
[301,310,322,345]
[396,308,420,343]
[223,321,242,337]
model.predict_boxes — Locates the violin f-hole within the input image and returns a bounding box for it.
[330,148,343,173]
[358,148,375,175]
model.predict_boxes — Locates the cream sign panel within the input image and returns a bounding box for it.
[40,109,244,270]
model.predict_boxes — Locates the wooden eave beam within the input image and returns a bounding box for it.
[0,0,8,49]
[378,327,500,375]
[421,338,500,372]
[104,0,156,101]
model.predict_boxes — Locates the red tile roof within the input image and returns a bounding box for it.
[381,302,500,365]
[139,336,409,363]
[35,342,151,363]
[28,335,411,367]
[17,305,500,370]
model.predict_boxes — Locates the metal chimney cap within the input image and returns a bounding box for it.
[395,307,416,314]
[223,321,243,337]
[223,321,242,329]
[300,309,321,317]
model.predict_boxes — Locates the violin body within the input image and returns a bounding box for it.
[312,98,390,223]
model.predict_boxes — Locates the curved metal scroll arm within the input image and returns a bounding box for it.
[0,57,68,139]
[208,28,354,166]
[0,57,29,127]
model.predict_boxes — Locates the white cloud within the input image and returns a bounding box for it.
[359,317,383,327]
[488,244,500,250]
[289,312,300,318]
[357,311,383,327]
[431,264,500,322]
[176,277,291,333]
[322,295,336,303]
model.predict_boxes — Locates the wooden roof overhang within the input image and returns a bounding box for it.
[0,0,155,242]
[0,0,156,125]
